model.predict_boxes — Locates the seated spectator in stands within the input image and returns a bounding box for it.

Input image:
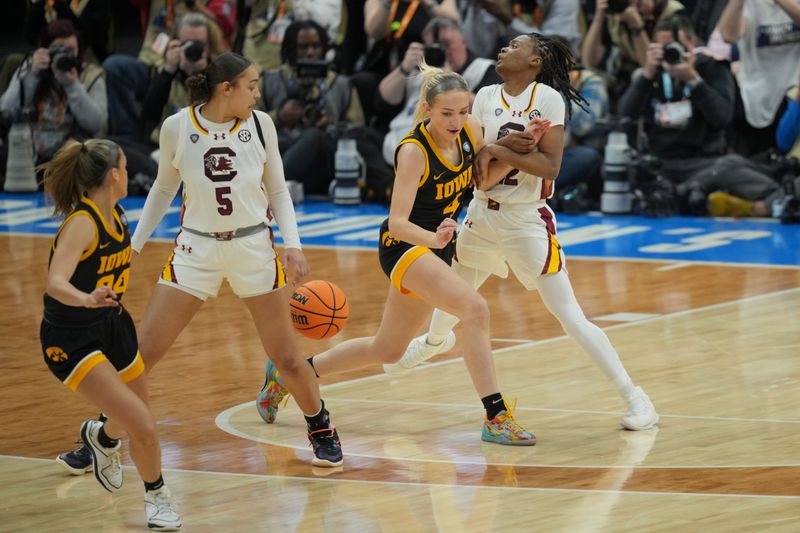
[379,17,499,163]
[618,14,734,187]
[243,0,344,71]
[505,0,583,53]
[718,0,800,155]
[0,20,106,177]
[25,0,113,64]
[261,20,364,195]
[582,0,685,95]
[103,0,226,142]
[141,13,214,144]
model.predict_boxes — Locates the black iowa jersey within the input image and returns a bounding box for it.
[392,120,476,232]
[43,198,132,325]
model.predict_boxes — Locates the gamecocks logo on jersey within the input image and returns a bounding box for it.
[529,109,541,120]
[204,147,238,182]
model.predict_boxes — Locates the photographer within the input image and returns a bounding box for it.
[618,14,734,184]
[261,20,365,195]
[581,0,685,94]
[378,17,499,163]
[0,19,106,177]
[141,12,213,143]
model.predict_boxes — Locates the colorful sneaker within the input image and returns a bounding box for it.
[481,400,536,446]
[80,419,122,492]
[145,485,182,531]
[55,444,92,475]
[621,386,659,431]
[383,331,456,376]
[307,409,343,467]
[256,359,290,424]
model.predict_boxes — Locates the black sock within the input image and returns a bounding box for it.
[98,413,108,423]
[304,400,329,432]
[306,356,319,378]
[144,475,164,492]
[481,393,505,420]
[97,424,119,448]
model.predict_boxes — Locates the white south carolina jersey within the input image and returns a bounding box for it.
[471,82,565,205]
[173,105,270,233]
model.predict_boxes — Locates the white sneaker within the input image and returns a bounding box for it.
[145,485,182,531]
[383,331,456,376]
[621,386,659,431]
[80,419,122,492]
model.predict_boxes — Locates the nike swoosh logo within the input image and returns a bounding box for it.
[433,172,446,181]
[99,242,111,249]
[492,399,503,404]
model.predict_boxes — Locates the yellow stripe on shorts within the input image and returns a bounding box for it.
[161,251,176,282]
[390,246,431,296]
[64,351,107,392]
[118,352,145,383]
[544,233,562,274]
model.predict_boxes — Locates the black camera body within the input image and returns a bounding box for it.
[181,40,205,62]
[423,44,446,68]
[292,60,332,126]
[295,59,330,81]
[49,45,79,72]
[663,41,687,65]
[606,0,632,15]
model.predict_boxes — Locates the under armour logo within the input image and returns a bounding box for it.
[464,219,473,228]
[214,133,226,140]
[180,244,193,254]
[511,110,523,117]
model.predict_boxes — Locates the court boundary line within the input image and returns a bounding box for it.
[2,455,799,500]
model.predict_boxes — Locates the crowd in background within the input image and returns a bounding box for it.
[0,0,798,220]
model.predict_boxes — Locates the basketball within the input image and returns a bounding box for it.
[290,280,349,339]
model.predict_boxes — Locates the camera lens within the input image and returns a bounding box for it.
[663,43,684,65]
[55,55,80,71]
[423,44,446,68]
[181,40,205,62]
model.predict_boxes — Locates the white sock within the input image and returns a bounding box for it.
[535,271,635,398]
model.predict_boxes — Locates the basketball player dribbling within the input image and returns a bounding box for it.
[39,140,181,530]
[58,53,343,471]
[390,34,659,431]
[258,63,537,446]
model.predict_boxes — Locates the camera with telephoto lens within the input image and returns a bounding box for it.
[49,45,79,72]
[606,0,632,15]
[181,40,205,62]
[663,41,687,65]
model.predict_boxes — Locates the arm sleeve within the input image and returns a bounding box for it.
[257,111,302,249]
[130,115,182,252]
[776,98,800,154]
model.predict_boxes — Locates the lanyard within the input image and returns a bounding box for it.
[661,71,690,101]
[388,0,420,41]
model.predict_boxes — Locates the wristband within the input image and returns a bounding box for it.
[398,63,412,76]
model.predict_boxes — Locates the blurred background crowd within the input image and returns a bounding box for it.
[0,0,798,221]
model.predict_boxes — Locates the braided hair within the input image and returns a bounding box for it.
[527,33,589,119]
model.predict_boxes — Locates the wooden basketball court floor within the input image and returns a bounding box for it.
[1,233,799,532]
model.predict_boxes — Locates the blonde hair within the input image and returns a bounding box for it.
[411,60,470,124]
[38,139,121,217]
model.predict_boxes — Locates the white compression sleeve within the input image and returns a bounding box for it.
[534,270,634,398]
[427,260,492,344]
[257,111,301,249]
[130,115,182,253]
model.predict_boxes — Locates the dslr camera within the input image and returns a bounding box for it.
[181,40,205,62]
[424,44,446,68]
[293,59,331,125]
[663,41,687,65]
[49,44,80,72]
[295,59,329,81]
[606,0,632,15]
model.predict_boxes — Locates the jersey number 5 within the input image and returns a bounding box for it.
[215,187,233,216]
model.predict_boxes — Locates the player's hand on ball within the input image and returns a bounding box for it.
[283,247,310,285]
[524,117,552,146]
[433,218,457,248]
[85,286,118,308]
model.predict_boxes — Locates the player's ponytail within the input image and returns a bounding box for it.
[39,139,121,217]
[187,52,252,105]
[412,59,470,124]
[529,33,588,119]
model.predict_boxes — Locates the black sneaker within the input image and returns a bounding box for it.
[55,444,93,475]
[308,423,343,467]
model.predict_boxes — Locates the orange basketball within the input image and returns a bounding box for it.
[290,280,349,339]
